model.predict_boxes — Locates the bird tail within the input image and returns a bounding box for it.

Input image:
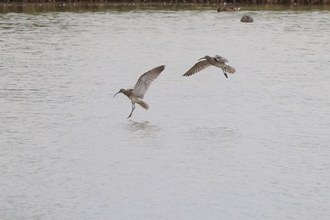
[225,65,236,74]
[137,100,149,110]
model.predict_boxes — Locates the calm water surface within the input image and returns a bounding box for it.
[1,8,330,220]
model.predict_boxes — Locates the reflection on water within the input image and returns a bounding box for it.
[190,126,241,146]
[124,120,162,133]
[1,7,330,220]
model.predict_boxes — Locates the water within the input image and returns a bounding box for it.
[1,8,330,220]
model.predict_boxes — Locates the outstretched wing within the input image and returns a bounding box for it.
[183,60,212,77]
[133,65,165,99]
[215,55,229,63]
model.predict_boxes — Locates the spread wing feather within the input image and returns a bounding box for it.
[132,65,165,99]
[183,60,212,77]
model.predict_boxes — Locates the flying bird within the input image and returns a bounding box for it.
[114,65,165,118]
[183,55,236,78]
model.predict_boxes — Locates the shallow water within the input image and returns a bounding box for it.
[1,8,330,220]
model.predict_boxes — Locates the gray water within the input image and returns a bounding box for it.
[1,8,330,220]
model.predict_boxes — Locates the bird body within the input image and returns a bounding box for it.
[114,65,165,118]
[122,88,149,109]
[241,15,253,22]
[183,55,235,78]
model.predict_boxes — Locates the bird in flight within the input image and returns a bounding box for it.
[114,65,165,119]
[183,55,236,78]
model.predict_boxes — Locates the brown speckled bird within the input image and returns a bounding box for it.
[114,65,165,118]
[183,55,235,79]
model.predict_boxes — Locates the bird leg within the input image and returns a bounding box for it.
[127,103,135,119]
[222,69,228,78]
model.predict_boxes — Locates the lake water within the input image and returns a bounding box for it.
[1,6,330,220]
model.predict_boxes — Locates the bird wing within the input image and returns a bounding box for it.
[215,55,229,63]
[183,60,212,76]
[132,65,165,99]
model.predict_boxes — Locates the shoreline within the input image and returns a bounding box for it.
[1,1,329,13]
[0,0,329,5]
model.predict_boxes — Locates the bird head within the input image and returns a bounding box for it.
[114,88,125,97]
[198,55,210,61]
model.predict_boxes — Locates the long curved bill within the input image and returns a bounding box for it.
[113,91,121,97]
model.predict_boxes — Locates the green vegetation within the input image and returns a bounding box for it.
[0,1,329,14]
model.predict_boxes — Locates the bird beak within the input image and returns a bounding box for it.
[224,73,228,78]
[113,91,121,97]
[198,57,204,61]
